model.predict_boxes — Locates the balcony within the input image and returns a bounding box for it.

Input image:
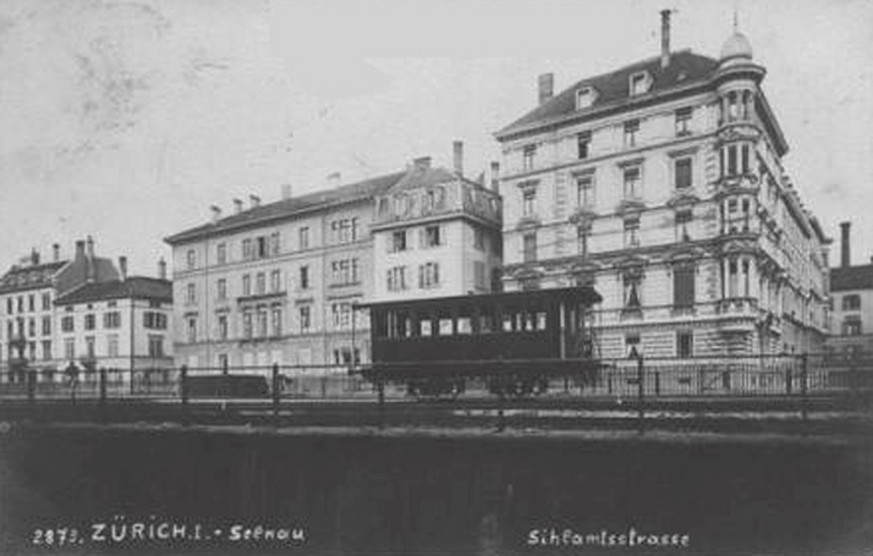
[716,298,758,320]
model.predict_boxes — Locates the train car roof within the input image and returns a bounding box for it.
[356,286,602,311]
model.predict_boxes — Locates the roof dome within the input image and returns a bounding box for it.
[720,31,753,62]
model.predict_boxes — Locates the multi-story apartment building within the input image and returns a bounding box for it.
[0,238,123,382]
[371,144,502,302]
[53,262,173,380]
[494,12,830,358]
[827,222,873,358]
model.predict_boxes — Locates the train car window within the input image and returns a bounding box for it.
[420,318,433,337]
[457,317,472,334]
[537,312,548,330]
[479,314,494,333]
[523,312,535,331]
[403,315,414,338]
[502,313,514,332]
[439,318,453,336]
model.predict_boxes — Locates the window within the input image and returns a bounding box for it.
[103,311,121,329]
[240,274,251,296]
[84,314,96,331]
[218,315,228,340]
[625,333,640,358]
[623,120,639,148]
[624,218,640,248]
[331,218,359,244]
[17,296,23,313]
[629,72,648,96]
[41,293,51,311]
[843,317,862,336]
[577,227,589,257]
[577,131,591,159]
[474,261,486,289]
[299,265,310,289]
[391,230,407,253]
[242,311,253,339]
[148,335,164,358]
[623,167,641,199]
[41,340,51,361]
[256,272,266,295]
[677,331,693,358]
[257,308,268,337]
[299,306,311,333]
[6,299,12,315]
[299,227,310,250]
[419,263,440,289]
[673,264,695,309]
[64,338,75,359]
[85,336,95,359]
[331,303,352,330]
[575,87,594,109]
[331,259,359,286]
[186,283,196,304]
[576,176,594,207]
[624,277,641,310]
[216,243,227,265]
[523,232,537,263]
[522,145,536,171]
[270,270,281,293]
[387,267,407,291]
[675,157,692,189]
[107,335,119,358]
[424,225,441,248]
[242,239,253,260]
[675,210,692,241]
[474,227,486,251]
[270,232,281,255]
[28,318,35,337]
[522,189,536,217]
[727,145,737,176]
[28,295,34,312]
[271,307,282,337]
[143,312,167,330]
[741,144,750,174]
[186,250,196,270]
[186,318,197,343]
[843,295,861,311]
[217,278,227,300]
[42,316,51,336]
[674,106,693,135]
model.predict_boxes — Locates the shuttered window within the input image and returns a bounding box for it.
[673,265,695,308]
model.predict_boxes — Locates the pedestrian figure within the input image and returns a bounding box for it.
[64,362,79,404]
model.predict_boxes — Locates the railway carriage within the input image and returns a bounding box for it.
[356,287,603,398]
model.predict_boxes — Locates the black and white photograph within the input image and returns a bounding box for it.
[0,0,871,554]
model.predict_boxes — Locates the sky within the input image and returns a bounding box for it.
[0,0,871,276]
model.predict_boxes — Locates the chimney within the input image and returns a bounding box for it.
[660,9,672,69]
[118,256,128,281]
[452,140,464,177]
[413,156,431,171]
[85,235,96,282]
[490,161,500,193]
[30,249,39,265]
[86,235,95,259]
[249,194,261,209]
[327,172,341,188]
[210,205,222,223]
[281,183,293,200]
[52,243,60,262]
[840,221,851,268]
[157,257,167,280]
[538,73,554,105]
[75,240,86,259]
[233,198,244,214]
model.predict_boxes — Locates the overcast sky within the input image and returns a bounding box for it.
[0,0,871,276]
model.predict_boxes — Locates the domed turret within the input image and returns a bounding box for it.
[720,31,753,63]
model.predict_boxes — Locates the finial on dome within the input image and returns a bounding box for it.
[719,6,753,65]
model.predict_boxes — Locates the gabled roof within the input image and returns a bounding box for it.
[165,171,407,245]
[387,165,485,193]
[0,261,69,294]
[831,265,873,292]
[496,50,720,140]
[55,277,173,305]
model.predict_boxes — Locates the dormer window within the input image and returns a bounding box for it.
[629,71,651,96]
[575,87,596,110]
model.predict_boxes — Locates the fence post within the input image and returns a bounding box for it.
[180,364,189,426]
[800,354,809,424]
[637,355,645,434]
[26,369,36,408]
[272,363,281,427]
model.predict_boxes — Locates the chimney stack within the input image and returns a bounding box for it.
[157,257,167,280]
[233,198,243,214]
[85,235,96,282]
[840,221,851,268]
[452,140,464,177]
[52,243,60,262]
[86,235,95,259]
[413,156,431,171]
[249,194,261,209]
[660,9,672,69]
[538,73,554,105]
[281,183,293,200]
[490,161,500,193]
[210,205,222,223]
[327,172,341,188]
[75,240,86,259]
[118,256,128,281]
[30,249,39,265]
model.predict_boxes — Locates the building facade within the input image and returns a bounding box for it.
[827,222,873,358]
[494,14,830,359]
[371,149,502,303]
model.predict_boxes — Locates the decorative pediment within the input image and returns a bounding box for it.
[616,198,645,214]
[719,238,757,255]
[666,191,700,209]
[515,179,539,192]
[515,216,541,231]
[616,256,646,281]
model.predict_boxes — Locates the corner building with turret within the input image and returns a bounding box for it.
[495,14,830,359]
